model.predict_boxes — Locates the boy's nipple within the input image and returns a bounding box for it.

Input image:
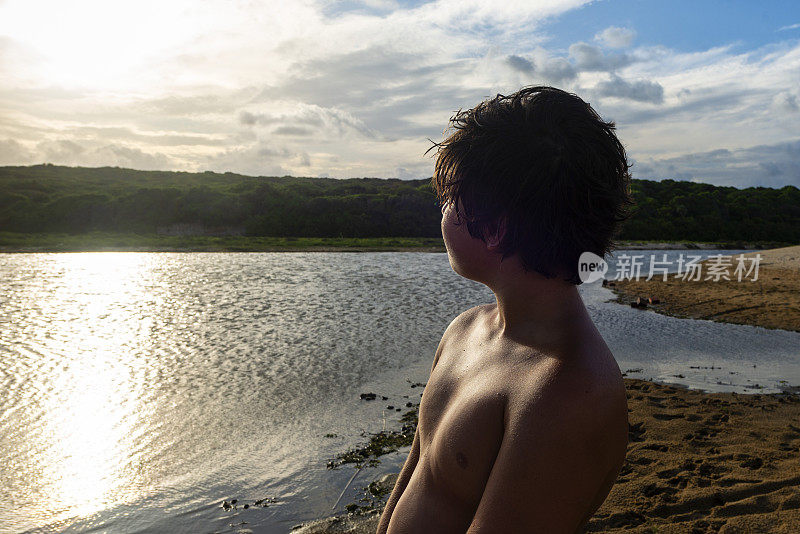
[456,451,469,469]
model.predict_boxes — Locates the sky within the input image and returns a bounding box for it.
[0,0,799,188]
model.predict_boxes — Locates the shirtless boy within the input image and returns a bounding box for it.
[377,86,634,534]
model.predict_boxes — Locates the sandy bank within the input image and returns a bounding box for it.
[608,245,800,332]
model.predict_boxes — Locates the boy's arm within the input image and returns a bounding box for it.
[376,425,420,534]
[465,382,620,534]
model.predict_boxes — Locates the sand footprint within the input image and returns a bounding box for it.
[628,420,646,442]
[652,412,685,421]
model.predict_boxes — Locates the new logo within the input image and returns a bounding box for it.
[578,252,608,283]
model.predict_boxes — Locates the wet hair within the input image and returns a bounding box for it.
[430,85,635,285]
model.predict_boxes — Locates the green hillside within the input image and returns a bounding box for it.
[0,164,798,246]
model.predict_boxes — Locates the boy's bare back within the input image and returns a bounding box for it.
[378,303,628,533]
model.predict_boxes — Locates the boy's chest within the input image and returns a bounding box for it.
[415,347,510,507]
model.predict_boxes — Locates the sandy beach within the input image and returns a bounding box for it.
[587,378,800,533]
[607,245,800,332]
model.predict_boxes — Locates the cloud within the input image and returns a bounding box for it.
[401,0,591,35]
[205,141,292,176]
[93,145,173,169]
[633,140,800,188]
[239,103,378,138]
[777,22,800,31]
[568,42,634,71]
[39,139,86,161]
[255,45,460,110]
[595,26,636,48]
[539,56,577,84]
[0,35,46,83]
[239,111,258,126]
[772,91,799,113]
[33,139,173,170]
[506,54,535,73]
[395,162,432,180]
[141,91,253,115]
[69,126,228,147]
[0,138,33,164]
[595,74,664,104]
[272,125,314,136]
[295,151,311,167]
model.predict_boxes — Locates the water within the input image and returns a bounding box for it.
[0,251,798,534]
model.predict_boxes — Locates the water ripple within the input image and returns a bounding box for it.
[1,251,798,533]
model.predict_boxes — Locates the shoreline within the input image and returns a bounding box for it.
[0,246,449,253]
[0,237,789,254]
[295,377,800,533]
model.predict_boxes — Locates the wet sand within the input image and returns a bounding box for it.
[607,245,800,332]
[294,377,800,533]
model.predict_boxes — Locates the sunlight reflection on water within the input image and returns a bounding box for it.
[2,254,168,527]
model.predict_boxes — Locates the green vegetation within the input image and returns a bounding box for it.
[625,178,800,243]
[0,165,798,249]
[0,232,445,252]
[0,164,440,238]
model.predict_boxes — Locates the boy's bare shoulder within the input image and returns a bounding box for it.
[443,303,496,339]
[436,303,492,344]
[454,303,494,326]
[510,350,626,419]
[509,327,626,416]
[436,302,626,402]
[429,304,495,373]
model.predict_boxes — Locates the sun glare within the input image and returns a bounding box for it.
[26,253,157,521]
[0,0,206,89]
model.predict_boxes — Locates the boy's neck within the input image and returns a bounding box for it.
[485,259,591,351]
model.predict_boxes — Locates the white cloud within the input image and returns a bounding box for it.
[238,103,378,139]
[0,138,34,164]
[778,22,800,31]
[272,126,315,137]
[595,26,636,48]
[34,139,173,170]
[535,53,578,84]
[633,140,800,188]
[0,0,798,188]
[587,40,800,169]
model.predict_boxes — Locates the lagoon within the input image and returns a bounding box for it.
[1,251,798,533]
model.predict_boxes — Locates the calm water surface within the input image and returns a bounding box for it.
[1,251,798,534]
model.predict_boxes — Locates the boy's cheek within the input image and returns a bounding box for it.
[441,210,460,243]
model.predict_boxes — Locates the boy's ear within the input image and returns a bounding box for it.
[485,216,507,251]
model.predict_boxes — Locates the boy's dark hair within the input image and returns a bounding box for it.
[430,85,635,285]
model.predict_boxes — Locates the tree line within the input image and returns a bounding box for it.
[1,164,798,243]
